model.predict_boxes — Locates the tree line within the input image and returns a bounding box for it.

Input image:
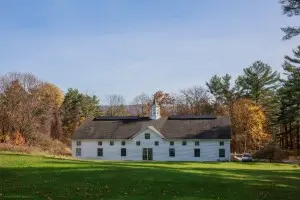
[0,0,299,154]
[0,57,297,153]
[277,0,300,151]
[0,74,101,145]
[126,61,281,153]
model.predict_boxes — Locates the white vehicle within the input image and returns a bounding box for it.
[241,153,252,162]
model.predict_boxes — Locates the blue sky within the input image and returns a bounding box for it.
[0,0,299,103]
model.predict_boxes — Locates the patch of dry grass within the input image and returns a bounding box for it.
[0,142,71,157]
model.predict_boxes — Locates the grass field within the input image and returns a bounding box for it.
[0,152,299,200]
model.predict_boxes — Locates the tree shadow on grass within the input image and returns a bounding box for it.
[1,159,300,200]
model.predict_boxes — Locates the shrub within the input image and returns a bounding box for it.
[27,133,71,156]
[253,142,289,162]
[0,133,10,143]
[0,132,71,156]
[11,132,26,145]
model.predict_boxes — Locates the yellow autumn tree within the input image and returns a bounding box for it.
[34,83,64,139]
[231,98,271,153]
[35,83,64,108]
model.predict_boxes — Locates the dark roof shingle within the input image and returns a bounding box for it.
[72,116,231,140]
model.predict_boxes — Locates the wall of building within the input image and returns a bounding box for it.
[72,128,231,161]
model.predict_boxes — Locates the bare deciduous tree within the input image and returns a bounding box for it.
[0,73,42,142]
[177,86,213,115]
[131,93,151,116]
[0,72,40,93]
[106,94,128,116]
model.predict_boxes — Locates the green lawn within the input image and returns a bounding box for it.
[0,152,299,200]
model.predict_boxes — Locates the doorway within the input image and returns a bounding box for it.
[142,148,153,160]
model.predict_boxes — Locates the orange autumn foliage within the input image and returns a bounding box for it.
[11,132,26,146]
[153,90,175,117]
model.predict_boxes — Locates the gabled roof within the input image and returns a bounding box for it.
[72,116,231,140]
[129,126,165,139]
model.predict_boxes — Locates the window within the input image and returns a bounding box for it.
[76,148,81,156]
[121,148,126,157]
[195,141,199,146]
[220,141,224,146]
[121,141,126,146]
[155,141,159,146]
[182,141,187,146]
[97,148,103,157]
[194,149,200,157]
[219,149,225,158]
[170,141,174,146]
[169,148,175,157]
[98,141,102,146]
[76,141,81,146]
[136,141,140,146]
[145,133,150,139]
[110,141,114,146]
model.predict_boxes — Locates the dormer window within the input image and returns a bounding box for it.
[145,133,150,139]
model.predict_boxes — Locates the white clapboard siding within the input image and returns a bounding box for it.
[72,128,230,161]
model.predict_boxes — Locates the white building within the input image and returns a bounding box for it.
[72,99,231,161]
